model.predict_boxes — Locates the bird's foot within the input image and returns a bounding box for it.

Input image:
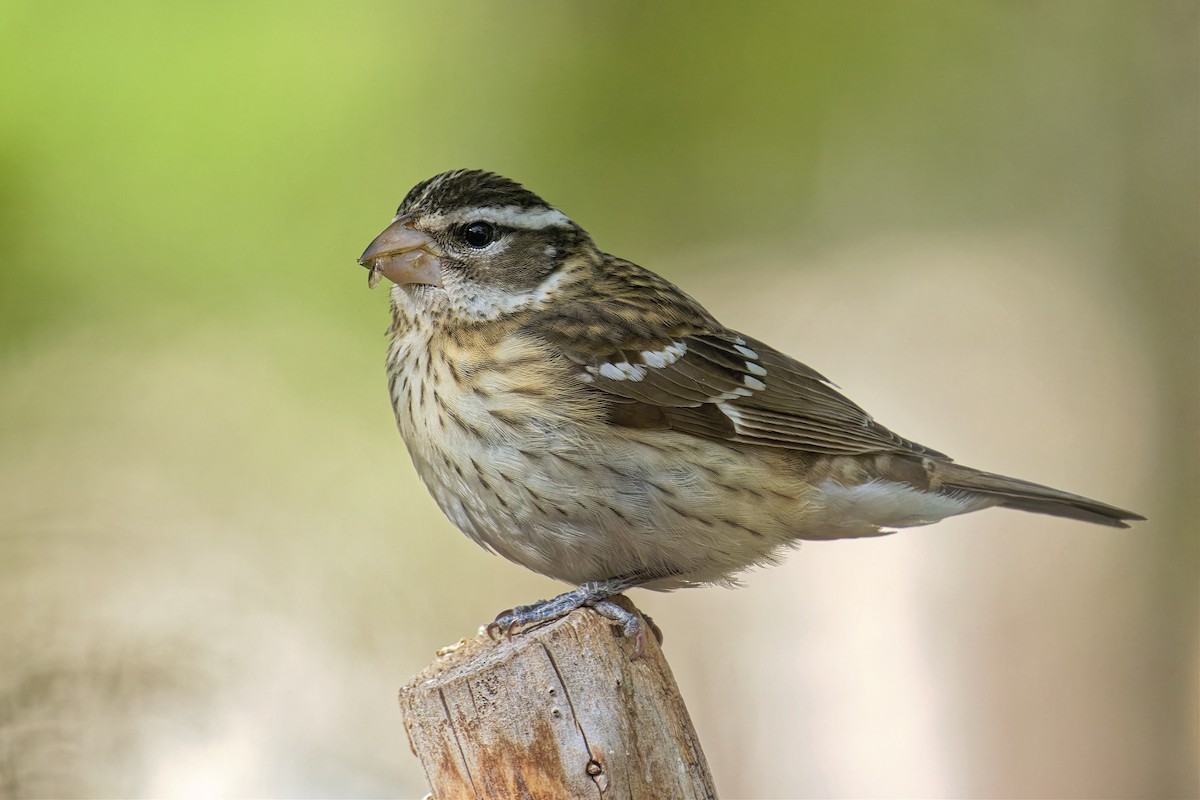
[486,580,661,657]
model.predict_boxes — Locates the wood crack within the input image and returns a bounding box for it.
[401,606,717,798]
[438,686,482,799]
[541,641,604,799]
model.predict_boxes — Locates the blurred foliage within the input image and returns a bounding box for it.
[2,1,1191,348]
[0,1,1196,797]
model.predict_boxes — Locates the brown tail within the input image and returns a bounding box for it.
[936,462,1145,528]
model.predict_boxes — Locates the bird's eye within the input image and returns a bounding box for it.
[462,221,497,248]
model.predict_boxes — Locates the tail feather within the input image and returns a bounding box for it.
[936,463,1144,529]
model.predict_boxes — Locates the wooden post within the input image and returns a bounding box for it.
[399,597,718,799]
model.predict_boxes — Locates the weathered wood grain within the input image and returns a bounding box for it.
[399,598,717,799]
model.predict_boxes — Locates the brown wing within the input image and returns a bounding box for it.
[530,257,946,458]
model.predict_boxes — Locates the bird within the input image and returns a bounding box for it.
[357,169,1143,653]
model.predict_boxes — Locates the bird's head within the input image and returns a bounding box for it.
[358,170,594,321]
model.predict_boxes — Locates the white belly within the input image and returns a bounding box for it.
[388,325,832,587]
[387,323,983,589]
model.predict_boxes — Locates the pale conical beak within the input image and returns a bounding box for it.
[358,216,445,289]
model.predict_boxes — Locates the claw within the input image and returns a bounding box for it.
[484,581,660,659]
[641,612,665,646]
[486,611,524,641]
[589,598,656,659]
[632,626,648,659]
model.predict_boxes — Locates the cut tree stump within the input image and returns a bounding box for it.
[399,596,717,799]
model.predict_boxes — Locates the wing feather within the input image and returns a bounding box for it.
[531,257,944,459]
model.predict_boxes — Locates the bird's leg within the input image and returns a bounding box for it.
[588,598,663,657]
[487,576,660,656]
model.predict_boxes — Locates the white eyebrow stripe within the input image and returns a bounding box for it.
[436,205,572,230]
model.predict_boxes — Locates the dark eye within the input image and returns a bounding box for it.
[462,221,497,248]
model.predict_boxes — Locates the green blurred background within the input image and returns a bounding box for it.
[1,1,1196,797]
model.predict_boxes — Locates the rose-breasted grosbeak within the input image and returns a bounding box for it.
[358,169,1142,651]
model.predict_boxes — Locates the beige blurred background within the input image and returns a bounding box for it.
[1,2,1196,797]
